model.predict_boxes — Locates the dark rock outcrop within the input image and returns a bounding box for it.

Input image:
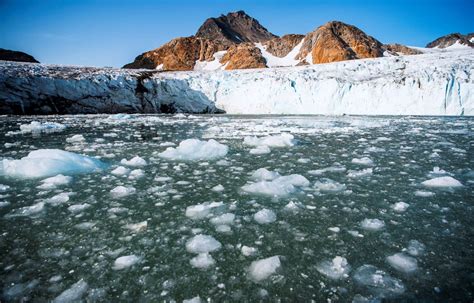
[220,43,267,70]
[196,10,277,45]
[426,33,474,48]
[263,34,305,57]
[0,48,39,63]
[383,44,422,55]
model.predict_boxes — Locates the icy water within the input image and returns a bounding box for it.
[0,114,473,302]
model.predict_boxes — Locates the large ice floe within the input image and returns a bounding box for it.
[0,149,105,179]
[353,265,406,298]
[158,139,228,161]
[248,256,281,282]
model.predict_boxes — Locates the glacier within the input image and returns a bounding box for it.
[0,48,472,115]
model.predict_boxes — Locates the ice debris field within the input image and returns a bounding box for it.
[0,114,473,302]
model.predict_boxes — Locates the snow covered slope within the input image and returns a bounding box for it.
[0,49,473,115]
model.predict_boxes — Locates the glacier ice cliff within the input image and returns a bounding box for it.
[0,49,472,115]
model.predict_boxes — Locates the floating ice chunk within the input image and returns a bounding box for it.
[111,166,130,176]
[284,201,302,211]
[185,202,223,220]
[241,246,258,256]
[242,174,309,197]
[129,169,144,179]
[52,279,88,303]
[386,253,418,273]
[428,167,449,177]
[211,184,224,192]
[37,174,72,190]
[215,224,232,233]
[248,256,281,282]
[190,253,215,269]
[244,133,294,148]
[316,256,351,280]
[249,145,271,155]
[351,157,374,166]
[406,240,426,256]
[0,201,10,208]
[328,227,340,233]
[0,149,105,179]
[314,178,346,193]
[347,168,373,178]
[360,218,385,231]
[392,202,409,212]
[159,141,176,147]
[421,176,463,188]
[109,113,132,120]
[74,222,96,230]
[183,296,201,303]
[120,156,147,167]
[68,203,91,213]
[19,121,65,134]
[0,184,10,192]
[110,186,136,198]
[66,134,85,143]
[47,192,71,205]
[210,213,235,225]
[124,221,148,233]
[414,190,435,197]
[186,234,222,254]
[251,168,280,181]
[353,265,405,298]
[113,255,141,270]
[6,201,44,217]
[158,139,228,161]
[254,209,276,224]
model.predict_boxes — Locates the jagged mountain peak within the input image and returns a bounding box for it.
[426,32,474,48]
[195,10,278,45]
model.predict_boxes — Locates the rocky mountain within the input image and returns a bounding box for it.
[426,33,474,48]
[196,10,277,45]
[124,11,425,71]
[0,48,39,63]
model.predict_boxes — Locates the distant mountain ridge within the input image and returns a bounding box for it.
[426,32,474,48]
[124,11,436,71]
[0,48,39,63]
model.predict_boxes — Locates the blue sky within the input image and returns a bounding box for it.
[0,0,472,67]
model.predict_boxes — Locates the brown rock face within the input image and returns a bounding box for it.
[196,10,277,45]
[123,37,226,70]
[263,34,305,57]
[297,21,384,64]
[383,44,422,55]
[0,48,39,63]
[220,43,267,70]
[426,33,474,48]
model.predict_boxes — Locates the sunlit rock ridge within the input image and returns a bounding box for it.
[1,48,473,115]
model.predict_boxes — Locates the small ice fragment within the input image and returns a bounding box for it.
[421,176,463,188]
[111,166,130,176]
[254,209,276,224]
[249,145,271,155]
[112,255,141,270]
[248,256,281,282]
[190,253,215,269]
[386,253,418,273]
[0,184,10,192]
[129,169,144,179]
[351,157,374,166]
[314,178,346,193]
[67,203,91,213]
[406,240,426,256]
[110,186,136,198]
[37,174,72,190]
[120,156,147,167]
[19,121,66,134]
[241,246,258,256]
[183,296,201,303]
[186,234,222,254]
[209,213,235,225]
[353,265,405,297]
[158,139,228,161]
[347,168,373,178]
[316,256,351,280]
[251,168,280,181]
[360,218,385,231]
[47,192,71,205]
[211,184,224,192]
[52,279,88,303]
[244,133,294,148]
[66,134,85,143]
[328,227,340,233]
[185,202,223,220]
[391,202,409,213]
[414,190,435,197]
[124,221,148,233]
